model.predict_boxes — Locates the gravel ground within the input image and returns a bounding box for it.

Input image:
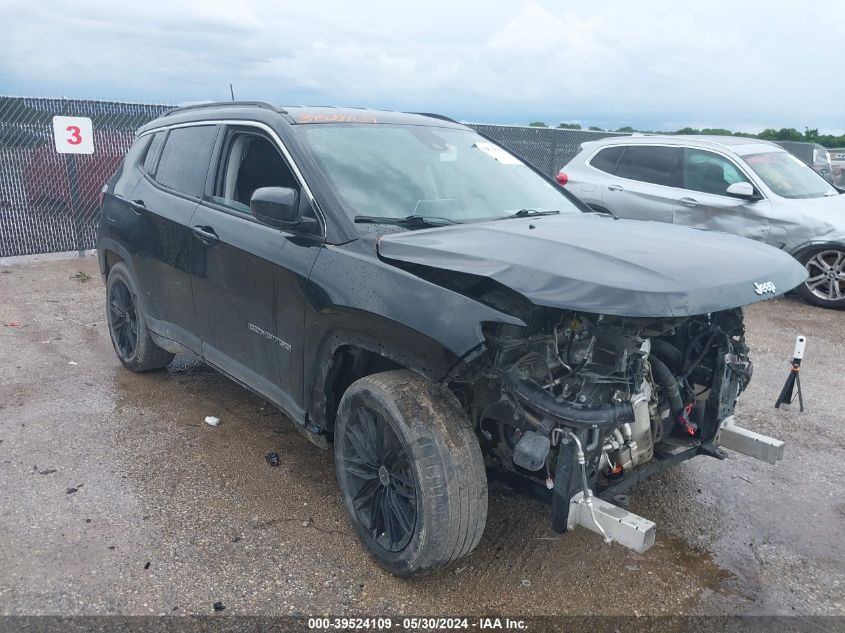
[0,254,843,617]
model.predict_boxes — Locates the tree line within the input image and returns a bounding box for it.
[527,121,845,148]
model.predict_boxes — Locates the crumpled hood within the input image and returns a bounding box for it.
[377,213,808,317]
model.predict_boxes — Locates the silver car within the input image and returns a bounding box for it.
[830,148,845,188]
[561,135,845,309]
[774,141,834,183]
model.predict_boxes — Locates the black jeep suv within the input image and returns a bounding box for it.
[97,102,806,576]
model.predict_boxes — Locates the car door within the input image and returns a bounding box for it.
[602,145,683,223]
[570,145,626,211]
[674,148,772,243]
[190,125,322,419]
[123,124,220,353]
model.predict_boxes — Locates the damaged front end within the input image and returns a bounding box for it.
[451,306,775,552]
[376,214,805,552]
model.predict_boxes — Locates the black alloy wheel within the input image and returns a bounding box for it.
[340,405,417,552]
[334,370,488,577]
[104,261,174,371]
[108,279,138,360]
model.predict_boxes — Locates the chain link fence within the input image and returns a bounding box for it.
[0,97,172,257]
[467,124,625,178]
[0,96,626,257]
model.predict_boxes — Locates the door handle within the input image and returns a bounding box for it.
[128,199,146,215]
[192,225,220,245]
[607,184,624,191]
[679,197,699,207]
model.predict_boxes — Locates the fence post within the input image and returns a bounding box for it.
[65,153,84,257]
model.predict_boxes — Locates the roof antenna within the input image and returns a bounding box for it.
[229,83,235,102]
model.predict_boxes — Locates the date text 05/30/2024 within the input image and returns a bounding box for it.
[307,617,528,630]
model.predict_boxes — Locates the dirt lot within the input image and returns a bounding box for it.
[0,254,843,617]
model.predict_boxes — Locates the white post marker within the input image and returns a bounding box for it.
[52,116,94,154]
[775,335,806,411]
[792,335,806,361]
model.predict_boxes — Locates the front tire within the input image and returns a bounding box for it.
[105,262,175,371]
[797,246,845,309]
[334,370,487,577]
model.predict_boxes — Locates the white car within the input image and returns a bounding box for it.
[560,135,845,309]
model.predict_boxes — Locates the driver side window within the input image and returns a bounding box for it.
[682,148,749,196]
[212,130,299,214]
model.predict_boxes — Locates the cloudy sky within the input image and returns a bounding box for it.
[1,0,841,132]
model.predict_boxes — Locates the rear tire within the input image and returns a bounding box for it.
[105,262,175,371]
[334,370,487,577]
[797,246,845,309]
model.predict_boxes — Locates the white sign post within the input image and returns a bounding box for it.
[52,116,95,256]
[52,116,94,154]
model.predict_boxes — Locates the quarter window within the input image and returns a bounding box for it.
[615,146,682,187]
[142,131,166,176]
[211,131,300,214]
[682,148,749,196]
[154,125,219,198]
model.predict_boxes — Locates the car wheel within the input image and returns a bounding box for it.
[797,246,845,309]
[334,369,487,577]
[106,262,175,371]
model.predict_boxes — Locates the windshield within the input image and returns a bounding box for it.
[744,151,836,199]
[294,124,580,223]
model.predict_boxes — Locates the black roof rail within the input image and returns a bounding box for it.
[162,101,284,117]
[407,112,461,124]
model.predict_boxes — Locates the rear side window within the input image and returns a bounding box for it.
[589,146,626,174]
[154,125,218,197]
[142,132,166,175]
[615,146,682,187]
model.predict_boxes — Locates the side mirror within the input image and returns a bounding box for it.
[726,182,757,199]
[250,187,301,228]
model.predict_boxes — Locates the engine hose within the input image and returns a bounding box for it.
[649,339,683,371]
[681,330,720,381]
[649,355,686,420]
[566,431,612,545]
[508,375,635,429]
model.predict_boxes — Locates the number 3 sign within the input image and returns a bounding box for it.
[52,116,94,154]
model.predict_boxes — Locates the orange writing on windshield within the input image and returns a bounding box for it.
[296,113,379,124]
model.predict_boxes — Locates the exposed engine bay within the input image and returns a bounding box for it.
[371,215,801,555]
[452,306,755,545]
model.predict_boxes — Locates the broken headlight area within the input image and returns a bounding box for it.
[451,306,753,536]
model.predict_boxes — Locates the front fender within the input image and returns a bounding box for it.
[789,238,845,260]
[305,318,461,433]
[303,240,523,428]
